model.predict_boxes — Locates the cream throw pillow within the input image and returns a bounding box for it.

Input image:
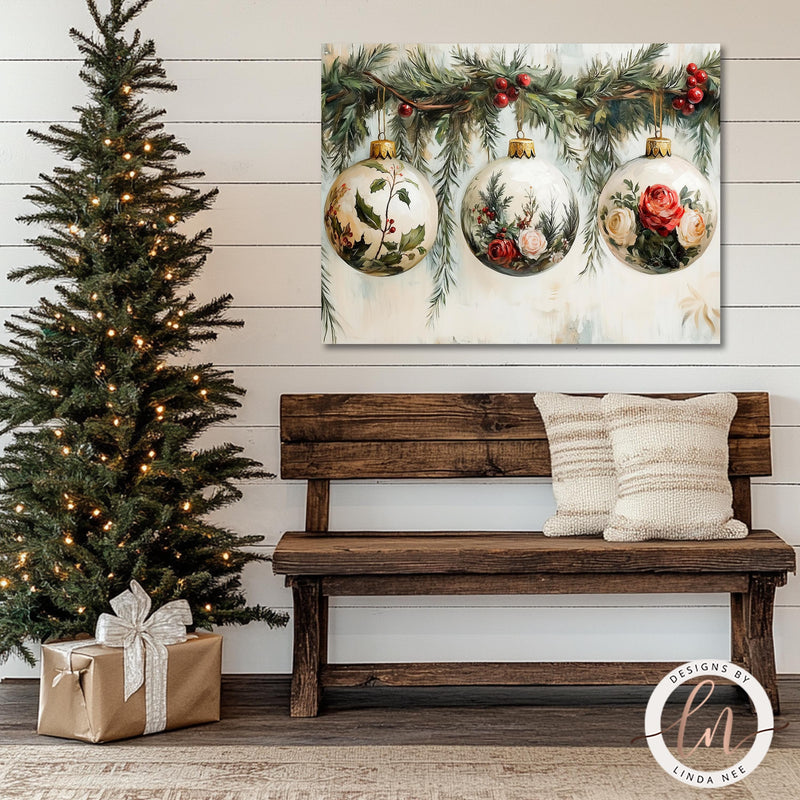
[534,393,616,536]
[601,393,748,542]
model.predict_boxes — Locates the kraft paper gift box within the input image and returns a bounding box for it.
[37,631,222,743]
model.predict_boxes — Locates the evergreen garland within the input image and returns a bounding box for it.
[0,0,287,665]
[321,43,720,327]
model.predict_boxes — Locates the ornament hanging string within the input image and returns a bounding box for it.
[652,91,664,138]
[377,86,387,139]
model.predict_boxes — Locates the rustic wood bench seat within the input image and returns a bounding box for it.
[273,392,796,717]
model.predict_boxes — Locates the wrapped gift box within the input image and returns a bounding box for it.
[37,632,222,743]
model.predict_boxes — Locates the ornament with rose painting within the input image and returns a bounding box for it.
[597,137,717,275]
[460,137,579,277]
[324,139,438,276]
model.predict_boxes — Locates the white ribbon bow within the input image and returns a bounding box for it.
[95,580,192,734]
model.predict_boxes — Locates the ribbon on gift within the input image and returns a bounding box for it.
[95,580,192,735]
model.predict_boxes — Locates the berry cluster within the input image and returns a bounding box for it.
[493,73,531,109]
[671,62,708,116]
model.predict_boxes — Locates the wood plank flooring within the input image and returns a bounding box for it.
[2,675,798,747]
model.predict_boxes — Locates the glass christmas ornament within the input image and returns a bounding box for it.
[323,139,438,277]
[460,136,579,276]
[597,136,718,275]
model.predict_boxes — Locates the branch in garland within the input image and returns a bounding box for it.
[321,243,341,343]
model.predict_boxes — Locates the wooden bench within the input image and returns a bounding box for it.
[272,392,796,717]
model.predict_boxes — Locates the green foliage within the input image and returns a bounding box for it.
[322,44,720,327]
[0,0,287,665]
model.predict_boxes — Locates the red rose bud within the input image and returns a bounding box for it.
[638,184,685,237]
[487,237,519,266]
[687,87,704,104]
[516,73,532,88]
[494,77,508,91]
[694,69,708,84]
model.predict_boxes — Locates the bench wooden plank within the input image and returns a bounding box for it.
[273,530,796,576]
[320,572,752,595]
[281,392,771,443]
[322,661,701,688]
[281,436,771,479]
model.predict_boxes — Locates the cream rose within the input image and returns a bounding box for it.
[604,206,637,248]
[518,228,548,259]
[677,207,706,248]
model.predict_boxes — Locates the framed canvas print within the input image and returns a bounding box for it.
[321,43,721,345]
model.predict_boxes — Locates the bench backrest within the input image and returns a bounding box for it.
[280,392,771,529]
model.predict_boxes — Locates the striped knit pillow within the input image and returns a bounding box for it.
[534,393,616,536]
[601,393,748,542]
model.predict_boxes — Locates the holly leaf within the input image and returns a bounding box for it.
[370,178,387,193]
[355,190,382,230]
[379,251,404,266]
[362,159,389,173]
[383,240,398,251]
[396,187,411,207]
[399,224,425,252]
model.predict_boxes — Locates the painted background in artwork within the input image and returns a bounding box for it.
[321,43,721,344]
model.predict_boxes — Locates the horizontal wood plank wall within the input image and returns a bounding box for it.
[2,0,800,676]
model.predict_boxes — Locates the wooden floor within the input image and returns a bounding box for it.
[3,675,799,747]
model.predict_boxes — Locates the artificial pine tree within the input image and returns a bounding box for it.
[0,0,286,664]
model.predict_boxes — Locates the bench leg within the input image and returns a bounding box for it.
[290,577,324,717]
[730,592,750,670]
[744,576,780,715]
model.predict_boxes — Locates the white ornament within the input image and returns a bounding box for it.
[597,137,718,275]
[324,139,438,277]
[460,137,578,276]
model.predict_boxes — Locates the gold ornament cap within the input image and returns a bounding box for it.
[645,136,672,158]
[369,139,396,159]
[508,137,536,159]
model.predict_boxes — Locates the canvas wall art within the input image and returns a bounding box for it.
[321,43,721,344]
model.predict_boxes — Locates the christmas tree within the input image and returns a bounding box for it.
[0,0,286,664]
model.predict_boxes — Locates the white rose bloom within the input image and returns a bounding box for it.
[677,207,706,248]
[518,228,548,259]
[604,206,637,248]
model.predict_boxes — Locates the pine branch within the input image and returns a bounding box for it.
[321,243,341,343]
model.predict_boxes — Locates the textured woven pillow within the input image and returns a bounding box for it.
[601,393,748,542]
[534,393,616,536]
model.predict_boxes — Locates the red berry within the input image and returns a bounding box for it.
[687,62,697,75]
[482,206,489,213]
[398,103,413,118]
[494,77,508,91]
[694,69,708,84]
[477,217,483,223]
[488,211,496,220]
[687,87,704,104]
[672,96,686,110]
[516,73,531,88]
[687,75,697,88]
[493,92,509,108]
[389,226,396,233]
[682,102,696,116]
[506,85,519,101]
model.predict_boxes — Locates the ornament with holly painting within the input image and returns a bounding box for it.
[460,137,579,276]
[597,136,717,275]
[324,139,438,276]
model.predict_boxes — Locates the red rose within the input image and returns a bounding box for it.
[487,237,519,266]
[638,184,684,237]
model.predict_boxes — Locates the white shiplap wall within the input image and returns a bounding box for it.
[2,0,800,676]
